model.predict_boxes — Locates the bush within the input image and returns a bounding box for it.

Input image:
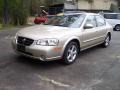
[0,0,3,23]
[0,24,2,29]
[0,0,30,25]
[10,0,30,25]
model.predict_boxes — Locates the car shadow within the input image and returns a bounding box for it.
[15,45,104,69]
[16,55,66,70]
[78,45,103,57]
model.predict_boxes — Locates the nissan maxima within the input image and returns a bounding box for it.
[12,13,112,64]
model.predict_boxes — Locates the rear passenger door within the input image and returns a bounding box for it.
[95,15,107,42]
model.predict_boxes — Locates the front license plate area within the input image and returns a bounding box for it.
[17,44,25,52]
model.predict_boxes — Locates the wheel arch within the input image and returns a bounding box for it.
[115,24,120,26]
[62,37,81,57]
[107,32,111,40]
[114,24,120,31]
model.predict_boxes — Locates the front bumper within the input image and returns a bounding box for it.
[12,39,63,61]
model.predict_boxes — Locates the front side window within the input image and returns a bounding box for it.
[95,15,106,27]
[85,15,97,27]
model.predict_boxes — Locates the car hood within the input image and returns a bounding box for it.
[17,25,74,40]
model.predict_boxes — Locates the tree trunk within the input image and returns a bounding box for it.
[3,0,9,24]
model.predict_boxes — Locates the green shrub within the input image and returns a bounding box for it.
[0,24,2,29]
[0,0,30,25]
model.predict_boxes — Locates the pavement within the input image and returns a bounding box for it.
[0,28,120,90]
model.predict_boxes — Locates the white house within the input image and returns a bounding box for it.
[65,0,118,11]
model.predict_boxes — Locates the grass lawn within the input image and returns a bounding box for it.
[0,24,16,30]
[0,24,32,31]
[0,24,2,29]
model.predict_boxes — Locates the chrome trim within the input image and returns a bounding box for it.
[46,56,61,60]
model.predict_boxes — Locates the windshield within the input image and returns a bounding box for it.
[44,14,85,28]
[104,14,120,20]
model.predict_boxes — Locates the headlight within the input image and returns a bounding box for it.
[36,39,59,46]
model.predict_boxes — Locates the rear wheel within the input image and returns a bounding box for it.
[101,34,111,48]
[115,25,120,31]
[63,42,79,65]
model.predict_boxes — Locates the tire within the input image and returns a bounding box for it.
[62,42,79,65]
[34,21,41,24]
[101,34,111,48]
[114,25,120,31]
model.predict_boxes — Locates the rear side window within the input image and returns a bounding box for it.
[95,15,106,27]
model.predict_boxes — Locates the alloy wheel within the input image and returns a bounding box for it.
[66,44,78,63]
[63,42,79,65]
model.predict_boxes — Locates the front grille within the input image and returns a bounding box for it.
[17,36,34,46]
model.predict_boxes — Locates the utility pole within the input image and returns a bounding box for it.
[3,0,9,24]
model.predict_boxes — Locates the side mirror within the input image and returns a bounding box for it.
[84,24,94,29]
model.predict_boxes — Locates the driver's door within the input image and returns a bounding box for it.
[81,15,98,49]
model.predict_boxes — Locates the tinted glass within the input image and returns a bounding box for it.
[104,14,120,19]
[44,14,85,28]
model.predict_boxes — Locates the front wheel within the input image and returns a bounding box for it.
[101,34,111,48]
[62,42,79,65]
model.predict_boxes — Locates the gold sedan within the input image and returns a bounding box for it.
[12,13,112,64]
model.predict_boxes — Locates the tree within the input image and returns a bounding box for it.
[0,0,4,23]
[9,0,31,25]
[3,0,9,24]
[117,0,120,7]
[0,0,65,25]
[0,0,31,25]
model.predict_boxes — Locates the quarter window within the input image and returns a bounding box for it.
[95,15,106,27]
